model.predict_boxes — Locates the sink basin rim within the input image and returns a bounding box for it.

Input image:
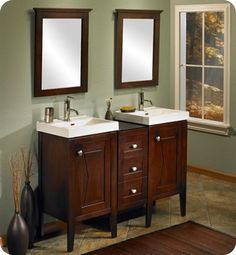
[115,106,189,125]
[37,115,119,138]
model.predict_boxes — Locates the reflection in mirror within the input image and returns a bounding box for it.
[115,10,162,89]
[42,19,82,90]
[122,19,154,82]
[34,8,92,97]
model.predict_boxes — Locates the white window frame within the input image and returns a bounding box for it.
[175,4,231,135]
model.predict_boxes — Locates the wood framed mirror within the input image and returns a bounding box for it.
[115,9,162,89]
[34,8,92,97]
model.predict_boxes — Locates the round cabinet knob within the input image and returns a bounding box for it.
[131,189,137,194]
[77,150,83,156]
[131,166,138,172]
[131,144,138,149]
[155,136,161,142]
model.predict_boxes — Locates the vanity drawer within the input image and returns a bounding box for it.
[119,154,146,181]
[118,128,147,182]
[119,129,147,154]
[118,177,147,210]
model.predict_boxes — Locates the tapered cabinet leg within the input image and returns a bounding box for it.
[110,214,117,238]
[179,187,186,216]
[36,212,44,238]
[67,220,75,252]
[145,202,152,227]
[36,187,44,238]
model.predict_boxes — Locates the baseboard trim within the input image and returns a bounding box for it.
[188,165,236,183]
[0,236,6,248]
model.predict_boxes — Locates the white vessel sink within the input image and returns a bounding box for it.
[115,107,189,125]
[37,115,119,138]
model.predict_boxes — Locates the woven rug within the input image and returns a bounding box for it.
[84,221,236,255]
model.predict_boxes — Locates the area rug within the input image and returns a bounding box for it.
[84,221,236,255]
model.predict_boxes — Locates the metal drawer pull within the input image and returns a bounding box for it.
[131,144,138,149]
[77,150,83,156]
[131,166,137,172]
[155,136,161,142]
[131,189,137,194]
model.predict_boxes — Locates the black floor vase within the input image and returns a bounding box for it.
[7,212,29,255]
[21,181,36,248]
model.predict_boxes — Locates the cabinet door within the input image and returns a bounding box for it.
[149,122,182,198]
[72,135,111,215]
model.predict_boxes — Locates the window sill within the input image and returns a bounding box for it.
[188,118,231,136]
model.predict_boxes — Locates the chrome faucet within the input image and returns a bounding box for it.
[138,89,153,111]
[64,96,79,121]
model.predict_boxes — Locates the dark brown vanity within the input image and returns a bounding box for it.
[38,131,117,252]
[35,7,187,253]
[37,120,187,252]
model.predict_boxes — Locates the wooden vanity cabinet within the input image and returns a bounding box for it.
[117,127,148,211]
[38,120,187,251]
[38,131,117,252]
[146,120,187,227]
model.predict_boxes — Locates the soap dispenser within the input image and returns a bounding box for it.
[105,98,113,120]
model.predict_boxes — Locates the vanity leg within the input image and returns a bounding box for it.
[67,220,75,252]
[35,186,44,238]
[38,212,44,237]
[145,202,152,227]
[110,214,117,238]
[37,135,44,239]
[179,186,186,216]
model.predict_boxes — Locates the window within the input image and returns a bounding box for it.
[175,4,230,135]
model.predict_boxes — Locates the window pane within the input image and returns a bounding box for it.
[204,68,224,121]
[205,12,224,66]
[186,67,202,118]
[186,13,202,65]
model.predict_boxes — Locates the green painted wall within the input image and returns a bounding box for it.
[0,0,170,234]
[170,0,236,174]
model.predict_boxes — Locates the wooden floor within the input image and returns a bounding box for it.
[85,221,236,255]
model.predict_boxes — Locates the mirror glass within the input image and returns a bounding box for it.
[34,8,91,97]
[42,19,82,90]
[122,19,154,82]
[115,10,162,89]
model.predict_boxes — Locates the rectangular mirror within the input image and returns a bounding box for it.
[115,10,162,89]
[34,8,92,97]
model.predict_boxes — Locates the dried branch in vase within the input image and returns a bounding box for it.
[20,148,35,183]
[8,152,22,213]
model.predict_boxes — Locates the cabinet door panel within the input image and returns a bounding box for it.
[73,138,111,215]
[149,123,181,197]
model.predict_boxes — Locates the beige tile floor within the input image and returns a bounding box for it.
[17,172,236,254]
